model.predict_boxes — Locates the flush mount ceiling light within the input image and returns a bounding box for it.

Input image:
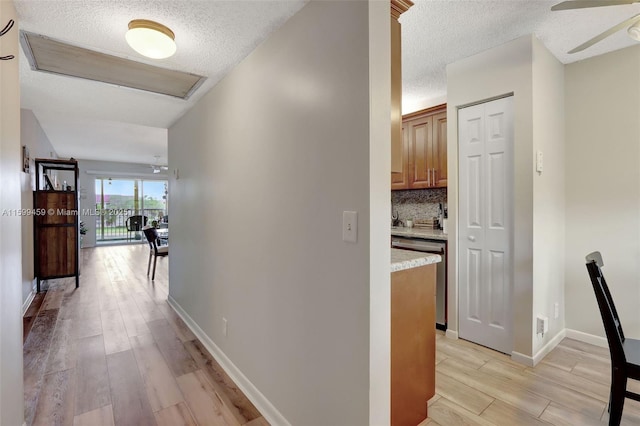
[126,19,176,59]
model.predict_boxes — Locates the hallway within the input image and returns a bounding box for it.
[23,245,266,426]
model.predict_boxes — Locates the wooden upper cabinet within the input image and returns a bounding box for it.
[392,104,447,190]
[391,121,410,189]
[408,115,433,189]
[390,0,413,174]
[433,111,448,187]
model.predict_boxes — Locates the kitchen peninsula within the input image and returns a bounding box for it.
[391,249,441,426]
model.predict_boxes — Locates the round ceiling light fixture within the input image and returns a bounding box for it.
[126,19,176,59]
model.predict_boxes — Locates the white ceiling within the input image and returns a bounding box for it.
[14,0,307,165]
[401,0,640,112]
[15,0,640,164]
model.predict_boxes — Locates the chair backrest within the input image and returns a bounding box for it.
[585,251,626,366]
[127,215,148,231]
[142,226,159,254]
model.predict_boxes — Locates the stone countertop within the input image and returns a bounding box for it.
[391,248,441,273]
[391,226,448,241]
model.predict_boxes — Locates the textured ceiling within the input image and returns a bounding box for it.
[15,0,640,164]
[14,0,307,165]
[401,0,640,112]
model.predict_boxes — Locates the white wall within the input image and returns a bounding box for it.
[0,1,25,424]
[368,1,391,423]
[531,39,565,355]
[78,159,168,247]
[20,109,58,307]
[169,2,377,424]
[447,36,535,357]
[565,45,640,339]
[403,94,447,116]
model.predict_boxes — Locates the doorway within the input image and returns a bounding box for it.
[457,96,514,354]
[94,178,168,244]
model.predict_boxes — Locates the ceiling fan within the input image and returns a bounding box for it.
[150,156,168,174]
[552,0,640,54]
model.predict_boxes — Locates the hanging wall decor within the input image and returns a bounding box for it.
[1,20,15,61]
[22,146,30,173]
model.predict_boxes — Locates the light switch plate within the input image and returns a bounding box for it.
[536,151,543,173]
[342,211,357,243]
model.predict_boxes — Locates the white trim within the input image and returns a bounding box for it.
[511,328,608,367]
[22,289,35,317]
[565,328,607,348]
[167,296,290,426]
[445,329,458,340]
[531,329,566,366]
[511,351,534,367]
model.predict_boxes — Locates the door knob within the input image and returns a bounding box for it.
[468,236,476,241]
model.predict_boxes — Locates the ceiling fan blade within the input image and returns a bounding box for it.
[552,0,638,11]
[568,13,640,53]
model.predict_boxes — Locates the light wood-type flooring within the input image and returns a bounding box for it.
[422,332,640,426]
[23,245,268,426]
[25,245,640,426]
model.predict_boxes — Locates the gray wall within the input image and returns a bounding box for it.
[531,38,565,355]
[0,1,25,424]
[168,2,373,424]
[565,45,640,339]
[20,109,58,307]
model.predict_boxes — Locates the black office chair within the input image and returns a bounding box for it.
[126,215,148,242]
[143,226,168,281]
[585,251,640,426]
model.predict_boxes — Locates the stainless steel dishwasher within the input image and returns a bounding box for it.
[391,236,447,329]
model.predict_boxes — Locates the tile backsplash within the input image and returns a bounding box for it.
[392,188,447,224]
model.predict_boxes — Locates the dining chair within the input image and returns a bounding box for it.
[585,251,640,426]
[126,215,148,242]
[143,225,168,281]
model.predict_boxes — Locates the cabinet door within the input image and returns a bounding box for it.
[391,122,409,190]
[433,112,447,187]
[408,115,434,189]
[391,264,436,426]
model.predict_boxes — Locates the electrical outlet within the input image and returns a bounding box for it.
[554,302,559,319]
[222,317,228,337]
[342,211,358,243]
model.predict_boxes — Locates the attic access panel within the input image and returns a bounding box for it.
[20,31,206,100]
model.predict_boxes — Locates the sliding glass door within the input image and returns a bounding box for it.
[95,178,168,243]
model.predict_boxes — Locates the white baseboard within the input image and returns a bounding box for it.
[22,290,35,317]
[512,328,607,367]
[167,296,290,426]
[445,329,458,340]
[512,329,566,367]
[510,351,534,367]
[565,328,607,348]
[532,329,566,366]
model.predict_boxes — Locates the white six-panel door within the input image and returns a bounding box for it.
[458,96,514,354]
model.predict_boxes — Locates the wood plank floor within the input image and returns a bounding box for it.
[24,245,268,426]
[422,332,640,426]
[25,245,640,426]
